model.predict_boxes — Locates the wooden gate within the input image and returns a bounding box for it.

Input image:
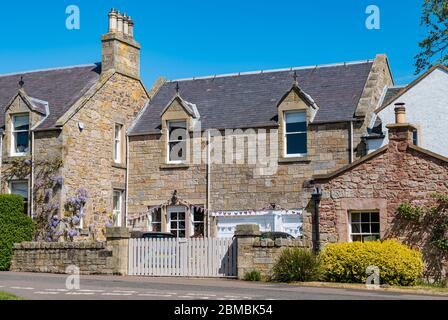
[128,238,237,278]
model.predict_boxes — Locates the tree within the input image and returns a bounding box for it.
[415,0,448,74]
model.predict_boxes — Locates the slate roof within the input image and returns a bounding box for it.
[130,60,374,135]
[0,64,101,130]
[380,86,406,109]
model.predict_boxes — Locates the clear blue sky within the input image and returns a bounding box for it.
[1,0,425,86]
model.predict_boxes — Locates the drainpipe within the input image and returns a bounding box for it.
[30,131,35,218]
[125,135,130,228]
[311,187,323,253]
[206,130,211,238]
[349,120,354,164]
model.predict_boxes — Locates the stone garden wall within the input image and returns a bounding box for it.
[235,225,311,280]
[10,227,130,275]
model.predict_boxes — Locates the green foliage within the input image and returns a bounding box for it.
[244,270,262,282]
[397,203,423,220]
[321,240,424,287]
[0,292,23,300]
[271,248,322,283]
[0,195,35,271]
[415,0,448,74]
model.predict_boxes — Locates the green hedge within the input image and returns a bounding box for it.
[0,195,35,271]
[320,240,424,286]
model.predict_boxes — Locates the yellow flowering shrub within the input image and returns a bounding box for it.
[320,240,424,286]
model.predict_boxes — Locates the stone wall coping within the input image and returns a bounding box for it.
[234,224,261,237]
[13,241,106,250]
[252,238,308,248]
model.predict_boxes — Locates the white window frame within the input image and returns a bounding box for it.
[284,111,307,158]
[113,190,123,227]
[114,124,123,164]
[167,120,187,164]
[348,211,381,243]
[11,114,30,157]
[167,206,187,238]
[9,180,29,215]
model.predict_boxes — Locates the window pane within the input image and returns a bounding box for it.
[361,224,371,233]
[351,223,361,234]
[15,132,29,153]
[286,112,306,133]
[179,230,186,238]
[194,211,204,223]
[152,223,161,232]
[287,133,307,155]
[113,192,121,211]
[13,115,29,131]
[171,222,177,229]
[352,235,362,242]
[179,212,186,220]
[169,121,187,140]
[351,213,361,222]
[285,112,306,124]
[371,213,380,223]
[151,209,161,223]
[371,223,380,234]
[11,181,28,201]
[361,213,370,223]
[363,235,379,243]
[194,223,204,237]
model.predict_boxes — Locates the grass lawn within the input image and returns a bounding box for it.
[0,292,23,300]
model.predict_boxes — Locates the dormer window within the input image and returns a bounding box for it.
[284,111,307,157]
[167,120,187,163]
[11,114,30,156]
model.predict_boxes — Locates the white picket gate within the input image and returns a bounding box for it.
[128,238,237,278]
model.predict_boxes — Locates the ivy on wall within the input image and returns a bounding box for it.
[397,193,448,253]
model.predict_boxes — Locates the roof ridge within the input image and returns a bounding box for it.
[168,59,375,82]
[0,63,100,78]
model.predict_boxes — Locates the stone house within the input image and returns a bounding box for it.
[0,10,149,238]
[365,64,448,157]
[312,104,448,277]
[127,54,393,239]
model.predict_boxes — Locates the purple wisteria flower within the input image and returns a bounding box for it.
[105,221,114,228]
[68,230,78,238]
[35,179,44,189]
[50,216,59,228]
[44,189,52,200]
[23,159,32,166]
[72,215,81,225]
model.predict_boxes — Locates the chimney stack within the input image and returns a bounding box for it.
[102,9,141,79]
[386,103,416,145]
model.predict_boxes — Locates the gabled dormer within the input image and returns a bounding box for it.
[3,86,49,159]
[277,77,319,162]
[160,89,200,166]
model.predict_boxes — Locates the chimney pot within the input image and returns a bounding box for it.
[123,14,129,35]
[394,102,407,124]
[128,16,134,37]
[108,9,118,33]
[117,11,123,33]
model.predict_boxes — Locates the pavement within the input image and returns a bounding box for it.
[0,272,447,300]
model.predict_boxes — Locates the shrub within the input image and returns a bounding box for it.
[271,248,321,283]
[244,270,262,282]
[320,240,424,286]
[397,203,423,220]
[0,195,35,271]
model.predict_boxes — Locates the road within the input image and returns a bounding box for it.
[0,272,446,300]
